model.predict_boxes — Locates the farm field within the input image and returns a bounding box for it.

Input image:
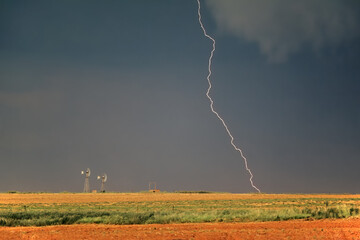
[1,219,360,240]
[0,193,359,239]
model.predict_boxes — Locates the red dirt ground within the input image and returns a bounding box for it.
[1,218,359,240]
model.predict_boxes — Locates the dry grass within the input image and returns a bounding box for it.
[0,193,359,226]
[1,193,359,204]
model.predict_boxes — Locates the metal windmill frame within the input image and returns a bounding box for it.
[81,168,91,193]
[97,173,107,193]
[148,182,159,193]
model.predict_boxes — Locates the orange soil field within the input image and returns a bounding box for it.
[1,193,360,204]
[0,219,359,240]
[1,193,360,239]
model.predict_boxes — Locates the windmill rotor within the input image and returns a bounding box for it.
[103,173,107,183]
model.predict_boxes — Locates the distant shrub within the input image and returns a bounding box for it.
[350,207,359,216]
[175,191,214,194]
[301,206,357,219]
[0,218,7,226]
[7,191,18,194]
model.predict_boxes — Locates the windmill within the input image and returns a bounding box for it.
[148,182,160,193]
[81,168,91,193]
[97,173,107,192]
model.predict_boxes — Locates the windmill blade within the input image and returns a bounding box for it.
[87,168,91,177]
[104,173,107,182]
[97,176,100,180]
[81,171,84,175]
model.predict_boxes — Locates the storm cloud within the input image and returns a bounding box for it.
[206,0,360,62]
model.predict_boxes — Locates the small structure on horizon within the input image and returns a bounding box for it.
[81,168,91,193]
[97,173,107,193]
[148,182,160,193]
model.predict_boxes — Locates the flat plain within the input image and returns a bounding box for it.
[0,193,359,239]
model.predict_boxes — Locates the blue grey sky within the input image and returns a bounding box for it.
[1,0,359,193]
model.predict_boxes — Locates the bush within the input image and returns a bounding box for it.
[7,191,18,194]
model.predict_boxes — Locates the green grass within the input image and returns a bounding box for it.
[0,195,359,226]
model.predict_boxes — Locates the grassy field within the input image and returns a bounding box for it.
[0,193,359,227]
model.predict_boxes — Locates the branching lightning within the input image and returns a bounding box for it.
[197,0,261,193]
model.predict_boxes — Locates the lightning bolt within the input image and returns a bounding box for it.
[197,0,261,193]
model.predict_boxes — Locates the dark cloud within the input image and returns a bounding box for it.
[206,0,360,62]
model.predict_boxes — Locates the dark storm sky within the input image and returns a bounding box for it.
[1,0,359,193]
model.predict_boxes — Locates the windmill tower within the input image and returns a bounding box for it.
[97,173,107,192]
[81,168,91,193]
[148,182,160,193]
